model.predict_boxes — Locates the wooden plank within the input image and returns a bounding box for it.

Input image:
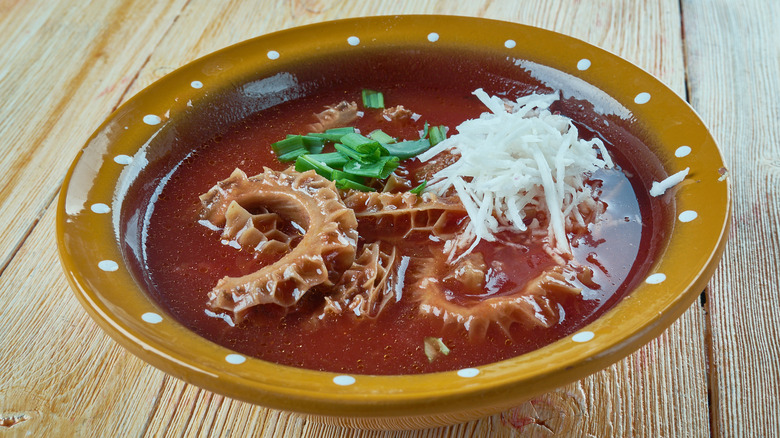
[0,0,711,436]
[681,0,780,436]
[0,207,169,436]
[0,0,188,272]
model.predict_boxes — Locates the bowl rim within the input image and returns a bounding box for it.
[57,14,730,419]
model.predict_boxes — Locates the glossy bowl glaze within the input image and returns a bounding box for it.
[57,15,730,429]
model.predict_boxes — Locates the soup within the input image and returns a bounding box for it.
[120,48,669,375]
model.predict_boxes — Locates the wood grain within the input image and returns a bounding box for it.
[682,1,780,436]
[0,0,188,273]
[0,0,725,436]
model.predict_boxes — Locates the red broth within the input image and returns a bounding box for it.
[120,49,669,375]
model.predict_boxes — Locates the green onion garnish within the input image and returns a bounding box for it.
[295,155,334,179]
[343,156,399,179]
[307,127,356,142]
[410,181,427,195]
[335,179,376,192]
[334,142,381,164]
[277,149,308,162]
[381,138,431,160]
[369,129,396,144]
[361,89,385,109]
[306,152,349,168]
[331,170,366,184]
[428,125,447,146]
[271,136,306,157]
[272,135,324,160]
[420,121,430,139]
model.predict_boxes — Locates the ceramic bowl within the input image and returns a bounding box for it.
[57,15,730,429]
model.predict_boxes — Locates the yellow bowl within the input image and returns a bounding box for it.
[57,15,729,429]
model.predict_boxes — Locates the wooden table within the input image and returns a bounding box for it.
[1,1,776,436]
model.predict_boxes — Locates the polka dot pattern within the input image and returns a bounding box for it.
[143,114,161,125]
[90,203,110,214]
[634,92,651,104]
[225,354,246,364]
[78,26,717,393]
[98,260,119,272]
[646,273,667,284]
[679,210,698,223]
[333,375,356,386]
[675,146,692,157]
[572,331,595,343]
[114,155,133,165]
[142,312,163,324]
[457,368,479,378]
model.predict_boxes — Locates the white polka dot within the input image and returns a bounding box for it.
[333,375,355,386]
[90,203,110,214]
[347,36,360,46]
[646,273,666,284]
[427,32,439,42]
[504,39,516,49]
[114,155,133,165]
[679,210,698,222]
[457,368,479,378]
[225,354,246,364]
[577,58,591,71]
[142,312,163,324]
[267,50,280,60]
[190,80,203,89]
[143,114,161,125]
[572,331,595,343]
[634,92,651,104]
[98,260,119,272]
[675,146,692,157]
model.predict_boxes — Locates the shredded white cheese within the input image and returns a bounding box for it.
[419,88,614,257]
[650,167,689,197]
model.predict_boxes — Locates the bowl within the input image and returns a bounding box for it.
[57,15,730,429]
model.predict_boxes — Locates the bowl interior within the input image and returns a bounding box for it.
[57,15,729,421]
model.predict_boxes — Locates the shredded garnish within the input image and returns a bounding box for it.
[418,88,614,257]
[650,167,689,197]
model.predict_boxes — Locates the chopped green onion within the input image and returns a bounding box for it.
[341,133,382,152]
[369,129,396,144]
[277,149,308,162]
[343,156,399,179]
[428,125,447,146]
[295,155,333,179]
[335,179,376,192]
[331,170,366,184]
[272,135,324,158]
[334,143,381,164]
[381,138,431,160]
[307,127,356,142]
[271,136,306,157]
[420,121,430,139]
[410,181,427,195]
[301,135,325,152]
[306,152,349,168]
[361,89,385,109]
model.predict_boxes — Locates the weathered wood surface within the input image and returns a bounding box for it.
[682,1,780,437]
[0,0,769,436]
